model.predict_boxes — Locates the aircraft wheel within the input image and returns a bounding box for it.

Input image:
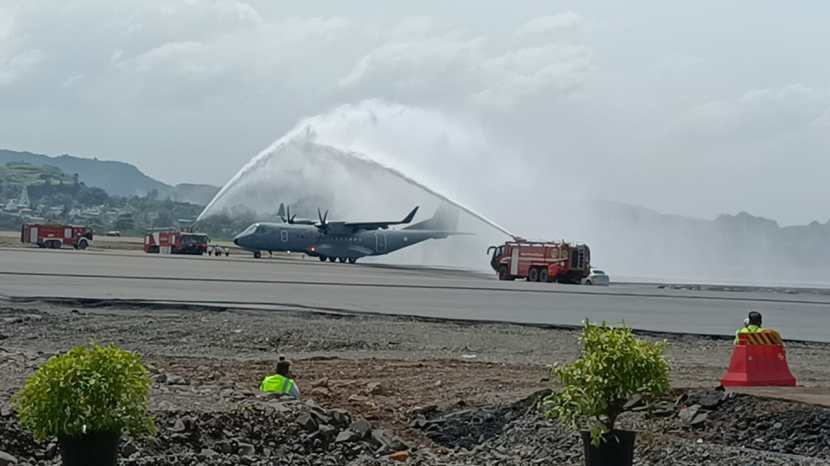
[348,258,357,264]
[328,256,336,262]
[338,257,347,263]
[254,251,262,259]
[319,256,327,262]
[528,268,539,282]
[539,268,549,283]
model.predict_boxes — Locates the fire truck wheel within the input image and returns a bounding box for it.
[528,268,539,282]
[77,239,88,250]
[585,279,592,286]
[539,268,549,282]
[498,266,509,281]
[254,251,262,259]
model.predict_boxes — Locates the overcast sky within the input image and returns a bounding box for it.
[1,1,828,225]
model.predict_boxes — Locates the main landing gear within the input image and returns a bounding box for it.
[318,255,358,264]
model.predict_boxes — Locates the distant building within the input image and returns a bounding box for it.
[17,186,30,209]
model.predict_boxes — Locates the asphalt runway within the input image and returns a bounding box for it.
[1,247,829,342]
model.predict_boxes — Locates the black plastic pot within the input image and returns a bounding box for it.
[58,431,120,466]
[580,430,636,466]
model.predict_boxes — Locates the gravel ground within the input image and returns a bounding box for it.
[1,301,830,465]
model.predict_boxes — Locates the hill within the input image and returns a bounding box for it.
[0,149,218,205]
[558,200,830,286]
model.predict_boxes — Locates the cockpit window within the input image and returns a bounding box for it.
[255,224,268,234]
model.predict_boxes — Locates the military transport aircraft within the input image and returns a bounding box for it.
[233,204,464,263]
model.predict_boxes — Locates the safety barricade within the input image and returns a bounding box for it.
[720,330,796,387]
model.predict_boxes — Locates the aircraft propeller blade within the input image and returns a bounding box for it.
[317,208,330,233]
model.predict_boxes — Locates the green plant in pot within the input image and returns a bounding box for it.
[13,343,155,466]
[544,321,670,466]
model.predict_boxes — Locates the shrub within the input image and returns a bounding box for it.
[13,343,155,442]
[544,321,670,444]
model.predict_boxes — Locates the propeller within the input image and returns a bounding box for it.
[286,206,297,224]
[278,203,286,222]
[317,208,329,233]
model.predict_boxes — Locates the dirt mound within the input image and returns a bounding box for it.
[0,400,409,466]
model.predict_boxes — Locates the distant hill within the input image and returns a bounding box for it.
[557,200,830,286]
[0,149,218,205]
[171,183,220,206]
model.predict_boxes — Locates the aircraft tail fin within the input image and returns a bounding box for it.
[405,203,460,232]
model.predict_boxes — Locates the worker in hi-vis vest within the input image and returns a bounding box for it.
[260,355,300,399]
[735,311,765,343]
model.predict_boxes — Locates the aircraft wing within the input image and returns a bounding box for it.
[341,206,419,232]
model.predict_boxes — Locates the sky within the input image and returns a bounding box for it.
[1,0,829,226]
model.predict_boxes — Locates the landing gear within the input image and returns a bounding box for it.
[253,251,262,259]
[348,257,357,264]
[319,256,328,262]
[328,256,336,262]
[338,257,347,263]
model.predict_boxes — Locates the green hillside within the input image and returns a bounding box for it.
[0,162,73,186]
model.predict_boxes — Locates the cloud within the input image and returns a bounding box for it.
[683,84,830,138]
[0,48,44,86]
[513,12,584,40]
[338,19,594,108]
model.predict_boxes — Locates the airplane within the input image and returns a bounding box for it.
[233,204,465,263]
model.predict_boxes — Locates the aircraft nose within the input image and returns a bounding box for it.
[232,232,248,246]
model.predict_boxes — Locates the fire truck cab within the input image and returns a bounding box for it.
[487,240,591,284]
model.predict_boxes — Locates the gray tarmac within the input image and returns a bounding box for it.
[1,247,829,342]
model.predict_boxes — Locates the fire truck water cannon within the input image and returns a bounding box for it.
[487,239,591,284]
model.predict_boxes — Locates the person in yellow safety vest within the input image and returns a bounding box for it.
[735,311,765,343]
[259,355,300,399]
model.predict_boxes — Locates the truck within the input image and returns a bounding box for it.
[487,240,591,284]
[144,230,209,255]
[20,223,94,250]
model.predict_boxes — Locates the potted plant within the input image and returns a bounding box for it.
[544,321,670,466]
[13,343,155,466]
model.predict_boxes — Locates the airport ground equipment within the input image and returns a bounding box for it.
[721,330,797,387]
[20,223,93,250]
[487,240,591,283]
[143,230,209,255]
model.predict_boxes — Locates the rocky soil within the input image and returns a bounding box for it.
[1,301,830,465]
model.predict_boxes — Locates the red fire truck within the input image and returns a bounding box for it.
[20,223,94,250]
[144,230,209,255]
[487,240,591,284]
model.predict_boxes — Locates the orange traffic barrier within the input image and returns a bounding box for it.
[720,330,796,387]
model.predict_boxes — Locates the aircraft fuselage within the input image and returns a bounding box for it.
[232,222,446,260]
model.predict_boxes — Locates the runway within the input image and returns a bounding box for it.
[1,247,829,342]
